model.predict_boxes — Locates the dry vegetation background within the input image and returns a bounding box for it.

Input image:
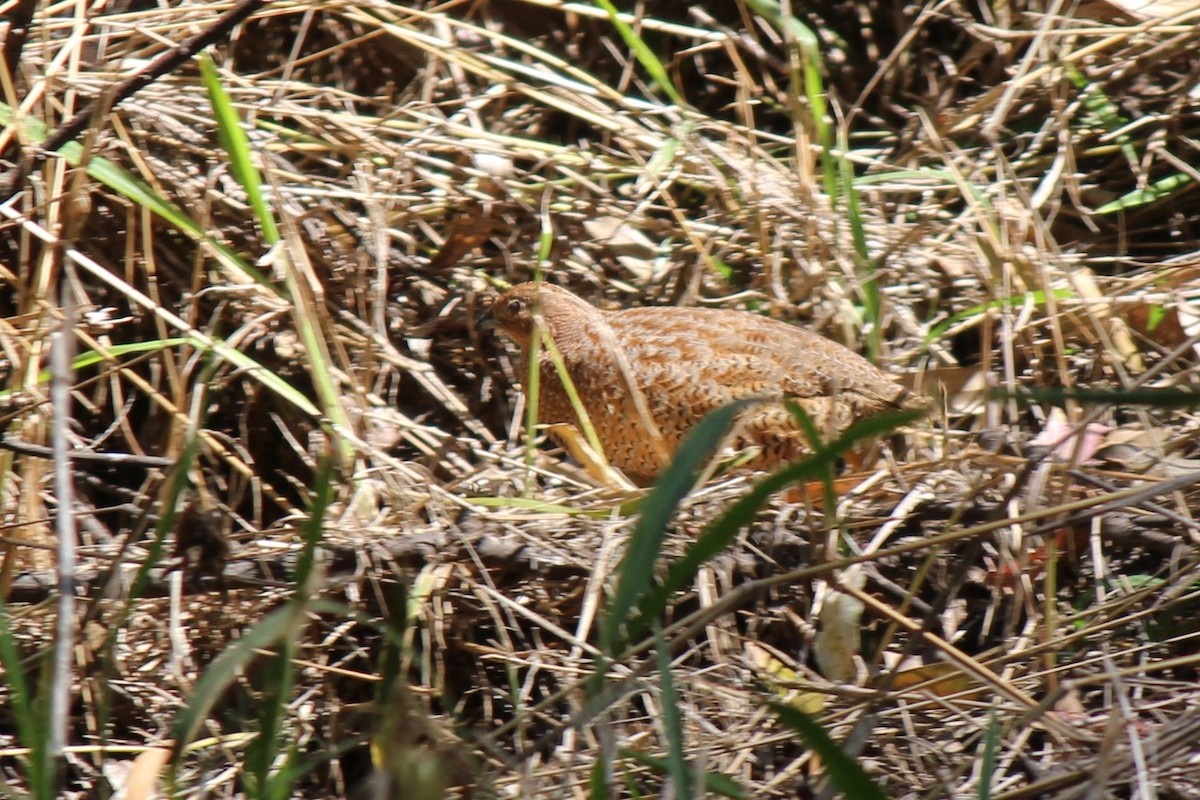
[3,0,1200,797]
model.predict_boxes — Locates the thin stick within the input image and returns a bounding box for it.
[47,265,77,781]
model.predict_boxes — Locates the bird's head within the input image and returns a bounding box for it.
[492,282,594,349]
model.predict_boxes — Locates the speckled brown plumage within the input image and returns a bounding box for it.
[494,282,919,484]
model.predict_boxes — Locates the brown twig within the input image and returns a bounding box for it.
[0,0,37,98]
[0,435,175,468]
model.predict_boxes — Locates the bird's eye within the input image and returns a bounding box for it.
[507,299,524,315]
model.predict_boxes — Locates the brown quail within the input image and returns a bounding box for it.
[493,282,920,484]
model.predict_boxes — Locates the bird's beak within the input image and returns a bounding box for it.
[476,301,496,333]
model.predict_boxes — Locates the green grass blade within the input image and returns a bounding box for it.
[198,55,350,458]
[996,385,1200,408]
[540,330,609,466]
[978,709,999,800]
[198,53,280,246]
[836,127,879,357]
[619,750,748,798]
[0,601,48,795]
[243,459,331,797]
[654,624,691,799]
[589,754,609,799]
[37,247,316,416]
[770,704,886,800]
[5,334,314,423]
[124,432,202,605]
[853,168,993,212]
[593,0,683,105]
[601,400,752,654]
[746,0,835,193]
[1095,173,1193,215]
[294,457,333,590]
[63,338,191,372]
[244,647,297,799]
[0,102,275,291]
[1069,65,1138,168]
[86,155,274,288]
[523,324,544,490]
[784,401,837,511]
[44,332,320,422]
[169,605,306,755]
[521,290,617,487]
[925,289,1074,344]
[191,334,320,417]
[630,407,926,642]
[0,338,190,400]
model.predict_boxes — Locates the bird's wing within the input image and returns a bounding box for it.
[612,307,844,401]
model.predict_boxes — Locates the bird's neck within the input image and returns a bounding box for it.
[539,305,608,362]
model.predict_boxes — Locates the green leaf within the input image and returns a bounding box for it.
[745,0,833,194]
[711,256,734,282]
[198,55,349,451]
[784,401,837,510]
[853,168,992,211]
[244,460,331,799]
[3,335,317,423]
[125,432,202,605]
[1146,304,1165,333]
